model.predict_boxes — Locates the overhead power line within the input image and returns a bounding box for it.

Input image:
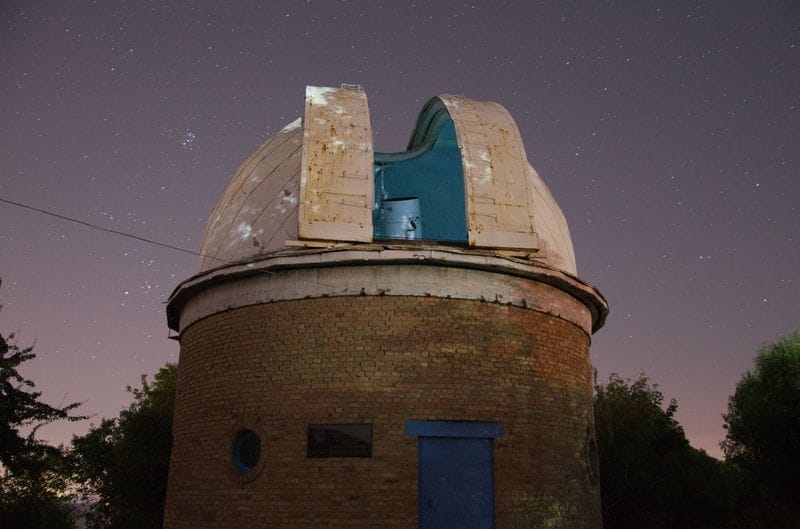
[0,196,222,262]
[0,196,344,290]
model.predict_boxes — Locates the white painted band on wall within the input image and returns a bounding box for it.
[167,247,608,336]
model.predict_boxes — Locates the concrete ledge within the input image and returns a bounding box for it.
[167,246,608,335]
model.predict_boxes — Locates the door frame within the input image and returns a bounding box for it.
[405,421,503,529]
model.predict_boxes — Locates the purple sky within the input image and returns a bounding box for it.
[1,1,797,459]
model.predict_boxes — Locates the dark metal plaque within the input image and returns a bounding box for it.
[307,424,372,458]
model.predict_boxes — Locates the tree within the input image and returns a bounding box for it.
[0,330,86,529]
[70,363,176,529]
[0,332,85,473]
[593,373,732,529]
[0,449,75,529]
[722,331,800,526]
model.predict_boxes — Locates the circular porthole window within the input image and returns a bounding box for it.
[232,429,261,475]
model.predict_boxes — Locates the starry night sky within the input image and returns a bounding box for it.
[1,1,797,458]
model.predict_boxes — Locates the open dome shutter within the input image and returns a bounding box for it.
[440,95,538,250]
[298,85,374,242]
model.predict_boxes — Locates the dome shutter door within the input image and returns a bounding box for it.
[440,95,538,250]
[299,85,374,243]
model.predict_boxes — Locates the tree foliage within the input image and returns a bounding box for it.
[0,331,86,529]
[722,331,800,526]
[0,333,85,474]
[0,450,75,529]
[593,373,732,529]
[70,363,176,529]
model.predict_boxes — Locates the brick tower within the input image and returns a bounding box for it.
[163,85,608,529]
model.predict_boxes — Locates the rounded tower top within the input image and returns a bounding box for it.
[198,85,576,275]
[168,85,607,335]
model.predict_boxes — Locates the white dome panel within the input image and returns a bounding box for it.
[198,119,302,271]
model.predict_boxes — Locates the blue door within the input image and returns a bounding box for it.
[406,421,502,529]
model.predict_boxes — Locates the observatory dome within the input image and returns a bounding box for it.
[164,85,609,529]
[198,86,577,275]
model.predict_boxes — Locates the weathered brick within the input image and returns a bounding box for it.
[164,295,602,529]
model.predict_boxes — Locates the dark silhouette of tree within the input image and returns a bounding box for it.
[70,363,176,529]
[0,332,85,473]
[722,331,800,527]
[0,330,86,529]
[594,373,733,529]
[0,449,75,529]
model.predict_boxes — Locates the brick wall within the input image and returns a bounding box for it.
[163,294,601,529]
